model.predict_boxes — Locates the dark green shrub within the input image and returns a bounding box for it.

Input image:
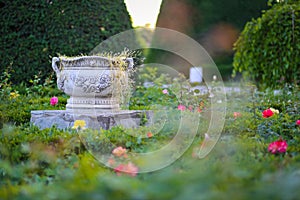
[0,0,132,84]
[233,1,300,89]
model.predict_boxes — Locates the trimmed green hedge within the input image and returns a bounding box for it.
[0,0,132,84]
[233,1,300,88]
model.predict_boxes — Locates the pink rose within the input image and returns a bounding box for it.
[114,162,139,177]
[112,146,127,157]
[50,96,58,106]
[162,89,168,94]
[233,112,241,119]
[296,120,300,126]
[262,108,274,118]
[114,164,125,176]
[177,104,186,111]
[268,139,288,154]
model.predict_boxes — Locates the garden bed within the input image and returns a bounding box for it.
[0,73,299,199]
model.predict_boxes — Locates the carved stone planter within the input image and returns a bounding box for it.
[52,56,133,113]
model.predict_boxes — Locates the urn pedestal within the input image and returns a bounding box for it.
[30,110,153,130]
[30,55,152,130]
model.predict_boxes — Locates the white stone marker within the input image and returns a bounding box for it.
[190,67,203,83]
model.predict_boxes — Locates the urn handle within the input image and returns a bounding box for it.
[52,57,60,74]
[52,57,65,92]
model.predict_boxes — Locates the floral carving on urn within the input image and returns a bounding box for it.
[71,74,112,93]
[52,56,133,112]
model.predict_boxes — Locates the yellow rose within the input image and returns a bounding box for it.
[72,120,86,129]
[270,108,279,114]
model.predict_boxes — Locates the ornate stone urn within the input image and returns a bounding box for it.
[52,56,134,113]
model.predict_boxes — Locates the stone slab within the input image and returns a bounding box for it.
[30,110,153,130]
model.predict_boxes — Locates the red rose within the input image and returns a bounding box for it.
[262,109,274,118]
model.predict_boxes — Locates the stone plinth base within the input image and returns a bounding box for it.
[30,110,153,130]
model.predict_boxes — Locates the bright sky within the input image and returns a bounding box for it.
[124,0,163,28]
